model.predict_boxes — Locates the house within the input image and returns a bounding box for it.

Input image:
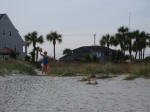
[59,46,118,62]
[0,14,27,59]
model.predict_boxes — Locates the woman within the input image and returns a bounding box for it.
[39,49,49,75]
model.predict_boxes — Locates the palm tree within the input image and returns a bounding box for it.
[25,31,44,62]
[100,34,114,56]
[140,31,147,60]
[100,34,111,48]
[132,30,140,60]
[46,31,62,60]
[115,26,129,55]
[132,30,148,61]
[63,48,72,55]
[126,32,134,59]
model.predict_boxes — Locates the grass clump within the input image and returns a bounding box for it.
[0,59,36,75]
[102,63,123,74]
[124,65,150,80]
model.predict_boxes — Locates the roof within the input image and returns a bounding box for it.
[72,46,113,53]
[0,14,6,20]
[0,48,12,55]
[60,46,117,61]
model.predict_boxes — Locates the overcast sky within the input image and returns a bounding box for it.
[1,0,150,58]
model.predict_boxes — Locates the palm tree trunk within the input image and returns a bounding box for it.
[143,48,145,60]
[107,44,110,60]
[135,51,137,59]
[53,44,56,60]
[129,49,132,60]
[129,42,132,60]
[36,50,39,62]
[33,42,36,63]
[141,50,143,60]
[139,50,140,63]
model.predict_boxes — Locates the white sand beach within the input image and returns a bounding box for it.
[0,75,150,112]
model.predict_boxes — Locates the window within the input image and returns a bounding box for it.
[9,31,11,36]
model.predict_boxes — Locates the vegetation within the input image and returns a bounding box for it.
[100,26,150,62]
[63,48,72,55]
[80,54,99,62]
[46,31,62,60]
[25,31,44,62]
[47,62,150,80]
[9,51,19,59]
[0,59,36,75]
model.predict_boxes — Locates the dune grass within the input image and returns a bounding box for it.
[0,59,36,75]
[125,65,150,80]
[48,62,127,76]
[48,62,150,80]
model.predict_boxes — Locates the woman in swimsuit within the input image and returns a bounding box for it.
[40,50,49,75]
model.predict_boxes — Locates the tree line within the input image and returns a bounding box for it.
[24,26,150,63]
[100,26,150,62]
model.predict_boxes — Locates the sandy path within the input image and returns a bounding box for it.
[0,75,150,112]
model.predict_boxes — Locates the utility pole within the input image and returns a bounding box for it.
[129,12,131,31]
[94,34,96,46]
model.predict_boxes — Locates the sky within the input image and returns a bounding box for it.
[0,0,150,58]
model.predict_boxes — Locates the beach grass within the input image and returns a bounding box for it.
[48,62,150,80]
[124,65,150,80]
[48,62,126,76]
[0,59,36,75]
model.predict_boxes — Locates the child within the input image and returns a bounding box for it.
[39,49,49,75]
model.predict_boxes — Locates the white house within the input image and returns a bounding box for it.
[0,14,26,59]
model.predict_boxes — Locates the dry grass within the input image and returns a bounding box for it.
[48,62,150,80]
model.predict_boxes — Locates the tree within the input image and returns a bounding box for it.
[126,32,134,59]
[132,30,140,60]
[100,34,114,56]
[100,34,113,48]
[115,26,129,55]
[24,31,44,62]
[46,31,62,60]
[140,31,147,60]
[132,30,148,61]
[63,48,72,55]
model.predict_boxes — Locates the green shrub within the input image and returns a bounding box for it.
[92,54,99,62]
[9,51,19,59]
[81,54,91,62]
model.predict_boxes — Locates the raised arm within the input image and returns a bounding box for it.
[40,51,44,56]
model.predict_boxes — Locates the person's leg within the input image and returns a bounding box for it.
[43,65,47,75]
[45,65,48,75]
[42,65,46,75]
[42,66,44,75]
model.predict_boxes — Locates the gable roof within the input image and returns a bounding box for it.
[72,46,112,53]
[0,14,6,20]
[0,14,25,45]
[60,46,117,61]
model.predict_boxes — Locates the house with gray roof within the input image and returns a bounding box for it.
[59,46,118,62]
[0,14,26,59]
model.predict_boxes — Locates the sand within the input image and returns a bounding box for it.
[0,75,150,112]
